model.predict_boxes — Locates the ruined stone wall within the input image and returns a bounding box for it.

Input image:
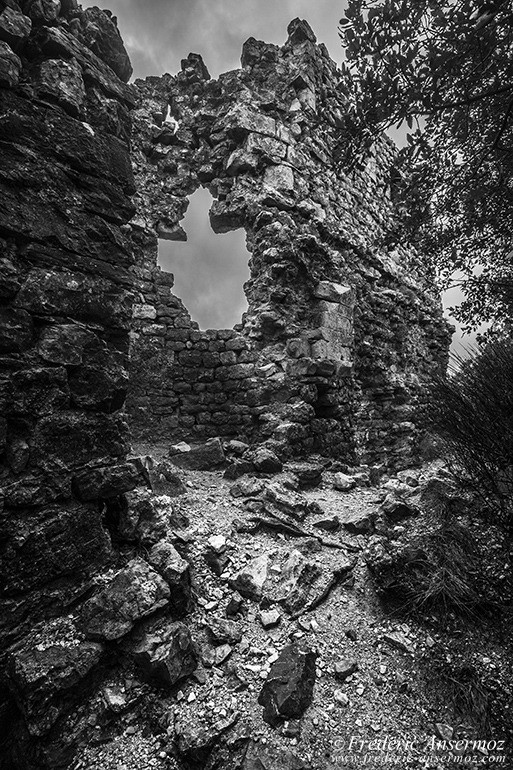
[0,1,139,762]
[128,19,451,467]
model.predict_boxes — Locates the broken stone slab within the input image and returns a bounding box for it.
[229,553,268,601]
[381,495,418,522]
[130,619,196,688]
[224,459,255,480]
[263,163,295,191]
[258,644,317,726]
[383,631,415,654]
[284,461,324,487]
[204,548,230,577]
[334,659,358,681]
[264,481,319,521]
[0,6,32,51]
[213,643,233,666]
[71,458,149,501]
[259,608,281,629]
[174,711,239,767]
[5,622,104,737]
[102,684,128,713]
[242,740,312,769]
[117,489,169,546]
[333,472,356,491]
[0,40,21,88]
[266,549,323,615]
[341,509,375,535]
[313,515,340,532]
[251,447,283,474]
[147,540,191,618]
[314,281,352,305]
[36,57,86,118]
[80,557,170,641]
[230,477,265,498]
[148,459,186,496]
[169,437,225,470]
[206,617,242,645]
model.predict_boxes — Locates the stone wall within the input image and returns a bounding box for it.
[0,1,138,763]
[127,19,451,467]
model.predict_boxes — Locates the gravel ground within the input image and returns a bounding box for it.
[70,447,512,770]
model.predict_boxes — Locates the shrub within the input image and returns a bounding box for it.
[427,338,513,531]
[365,507,482,616]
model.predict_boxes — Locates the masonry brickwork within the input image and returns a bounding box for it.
[128,19,451,468]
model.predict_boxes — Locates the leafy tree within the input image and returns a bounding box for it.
[339,0,513,332]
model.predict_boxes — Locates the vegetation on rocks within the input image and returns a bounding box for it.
[339,0,513,332]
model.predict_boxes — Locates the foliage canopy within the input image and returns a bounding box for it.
[339,0,513,331]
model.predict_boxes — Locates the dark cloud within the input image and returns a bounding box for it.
[84,0,344,79]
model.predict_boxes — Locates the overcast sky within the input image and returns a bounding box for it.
[83,1,469,348]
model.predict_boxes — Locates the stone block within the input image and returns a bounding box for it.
[0,40,21,87]
[314,281,352,305]
[258,643,317,726]
[36,57,86,117]
[169,437,225,470]
[0,7,31,51]
[81,557,170,641]
[130,618,196,688]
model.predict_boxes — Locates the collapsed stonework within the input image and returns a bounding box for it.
[0,5,453,767]
[127,18,451,468]
[0,1,138,765]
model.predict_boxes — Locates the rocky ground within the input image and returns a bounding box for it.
[9,441,512,770]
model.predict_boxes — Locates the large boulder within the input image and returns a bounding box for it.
[80,557,170,641]
[258,644,317,726]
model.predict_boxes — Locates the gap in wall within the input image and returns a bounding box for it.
[157,187,250,330]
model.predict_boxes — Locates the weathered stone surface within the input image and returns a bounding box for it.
[0,7,31,50]
[264,481,317,521]
[71,459,148,501]
[314,281,352,304]
[117,490,178,545]
[1,502,112,596]
[174,712,239,766]
[130,619,196,688]
[284,461,324,487]
[81,558,170,641]
[169,437,226,470]
[229,553,268,600]
[381,495,417,521]
[242,741,311,770]
[0,40,21,86]
[36,57,85,117]
[258,644,317,726]
[206,617,242,645]
[148,459,186,496]
[0,4,136,763]
[80,6,133,82]
[259,608,281,629]
[252,447,283,474]
[230,476,265,498]
[5,623,103,737]
[313,515,340,531]
[341,509,375,534]
[333,472,356,491]
[334,659,358,680]
[147,540,191,617]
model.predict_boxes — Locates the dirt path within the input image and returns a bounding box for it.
[72,448,511,770]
